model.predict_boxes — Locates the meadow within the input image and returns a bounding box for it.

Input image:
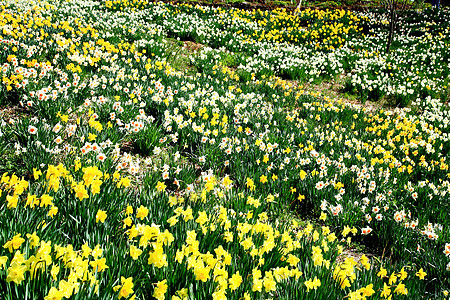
[0,0,450,299]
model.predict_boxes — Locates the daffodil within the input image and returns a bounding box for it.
[416,268,427,280]
[3,234,25,253]
[6,262,27,284]
[95,210,107,223]
[114,276,134,299]
[129,245,142,260]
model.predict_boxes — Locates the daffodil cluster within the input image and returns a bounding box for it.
[0,0,449,298]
